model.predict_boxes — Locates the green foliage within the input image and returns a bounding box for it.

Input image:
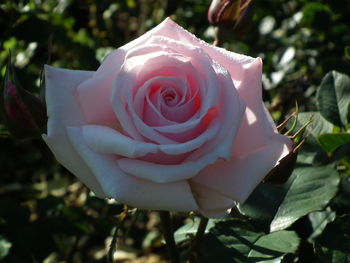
[174,217,214,244]
[238,165,339,232]
[270,165,339,232]
[315,216,350,263]
[316,71,350,127]
[200,219,299,263]
[318,133,350,153]
[308,208,336,241]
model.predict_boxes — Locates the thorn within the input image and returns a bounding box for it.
[277,111,296,132]
[284,101,299,136]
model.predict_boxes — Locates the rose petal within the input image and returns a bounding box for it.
[148,18,256,83]
[158,118,220,155]
[186,64,246,162]
[190,181,235,218]
[232,58,277,156]
[67,126,199,211]
[81,119,220,158]
[145,36,220,116]
[82,125,158,158]
[43,65,105,196]
[192,134,292,203]
[112,42,221,143]
[116,149,220,183]
[77,71,118,125]
[133,76,184,126]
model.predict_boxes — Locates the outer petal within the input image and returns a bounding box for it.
[192,134,291,203]
[43,65,105,196]
[231,58,279,158]
[82,120,220,157]
[191,57,292,205]
[77,71,119,125]
[116,147,220,183]
[144,18,256,83]
[190,181,235,218]
[66,126,199,211]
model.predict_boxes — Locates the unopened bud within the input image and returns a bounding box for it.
[1,55,46,139]
[208,0,255,34]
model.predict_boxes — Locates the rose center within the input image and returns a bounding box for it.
[161,87,179,106]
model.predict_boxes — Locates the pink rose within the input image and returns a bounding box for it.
[43,18,291,218]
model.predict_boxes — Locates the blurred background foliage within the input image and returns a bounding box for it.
[0,0,349,262]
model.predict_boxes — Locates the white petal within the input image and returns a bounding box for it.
[43,65,105,196]
[190,181,235,218]
[66,126,199,211]
[192,134,292,203]
[159,119,221,155]
[116,150,219,183]
[82,125,158,158]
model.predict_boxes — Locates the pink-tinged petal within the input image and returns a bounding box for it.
[186,66,245,162]
[140,151,190,165]
[82,125,158,158]
[83,116,219,160]
[96,37,175,76]
[66,126,199,211]
[231,58,281,159]
[159,118,220,155]
[112,50,210,141]
[133,76,183,126]
[77,71,118,125]
[147,18,255,83]
[117,147,221,183]
[145,36,220,116]
[192,134,292,203]
[43,65,104,196]
[190,181,235,218]
[112,60,180,144]
[45,65,93,125]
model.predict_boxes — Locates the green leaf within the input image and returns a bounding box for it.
[174,217,215,244]
[297,112,334,139]
[201,219,299,263]
[291,112,332,164]
[270,165,339,232]
[318,133,350,153]
[331,177,350,215]
[0,235,11,260]
[238,184,285,230]
[315,216,350,262]
[247,231,300,263]
[239,165,340,232]
[316,71,350,127]
[308,207,336,241]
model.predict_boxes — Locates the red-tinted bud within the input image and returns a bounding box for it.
[208,0,255,34]
[1,56,46,139]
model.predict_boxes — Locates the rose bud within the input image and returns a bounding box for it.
[1,57,46,139]
[208,0,254,31]
[43,18,292,218]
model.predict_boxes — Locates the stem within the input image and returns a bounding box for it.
[159,211,180,263]
[195,217,209,245]
[190,216,209,263]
